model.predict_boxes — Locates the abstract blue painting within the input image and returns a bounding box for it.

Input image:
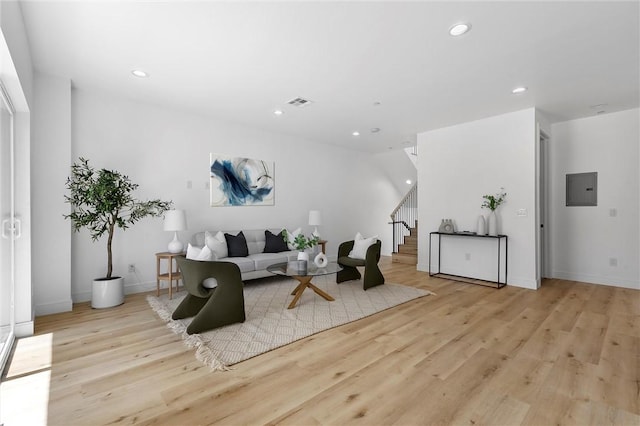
[210,154,275,206]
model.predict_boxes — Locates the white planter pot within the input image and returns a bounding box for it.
[92,277,125,309]
[297,251,309,261]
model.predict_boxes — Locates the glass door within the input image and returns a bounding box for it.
[0,82,16,372]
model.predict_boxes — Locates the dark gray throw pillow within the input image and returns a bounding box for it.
[225,231,249,257]
[264,230,289,253]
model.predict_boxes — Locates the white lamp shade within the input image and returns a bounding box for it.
[164,210,187,231]
[164,210,187,253]
[309,210,322,238]
[308,210,322,226]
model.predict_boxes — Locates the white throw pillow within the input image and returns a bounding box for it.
[186,243,200,260]
[205,231,227,259]
[186,243,214,261]
[285,227,302,250]
[348,233,378,260]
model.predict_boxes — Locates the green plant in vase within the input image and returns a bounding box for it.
[481,188,507,211]
[282,230,319,260]
[481,188,506,236]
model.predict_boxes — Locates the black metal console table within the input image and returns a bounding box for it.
[429,231,508,288]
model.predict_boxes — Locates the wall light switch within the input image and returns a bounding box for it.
[516,208,527,217]
[186,180,193,189]
[609,258,618,267]
[609,208,617,217]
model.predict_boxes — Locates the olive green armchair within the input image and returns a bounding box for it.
[173,256,245,334]
[336,240,385,290]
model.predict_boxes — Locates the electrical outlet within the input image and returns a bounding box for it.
[128,264,135,273]
[609,258,617,267]
[465,253,471,261]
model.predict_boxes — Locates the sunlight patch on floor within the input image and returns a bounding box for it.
[1,369,50,425]
[1,333,52,425]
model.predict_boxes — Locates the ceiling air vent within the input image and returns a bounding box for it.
[287,97,314,108]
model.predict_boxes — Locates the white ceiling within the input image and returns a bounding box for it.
[19,1,640,153]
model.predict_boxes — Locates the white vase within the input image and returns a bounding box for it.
[477,215,486,235]
[297,251,309,261]
[314,252,328,268]
[488,211,497,236]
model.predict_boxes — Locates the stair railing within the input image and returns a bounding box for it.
[389,183,417,253]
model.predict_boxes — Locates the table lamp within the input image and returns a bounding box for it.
[308,210,322,238]
[164,209,187,253]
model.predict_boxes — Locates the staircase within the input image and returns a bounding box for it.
[390,183,418,265]
[392,221,418,265]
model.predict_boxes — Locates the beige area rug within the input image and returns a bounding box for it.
[147,275,433,371]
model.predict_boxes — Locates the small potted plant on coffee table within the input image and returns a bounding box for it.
[283,230,319,261]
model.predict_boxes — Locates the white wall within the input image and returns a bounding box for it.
[1,1,33,336]
[61,88,402,302]
[549,108,639,289]
[32,72,72,315]
[372,148,417,197]
[417,108,538,289]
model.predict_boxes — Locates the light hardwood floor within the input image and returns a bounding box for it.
[2,258,639,425]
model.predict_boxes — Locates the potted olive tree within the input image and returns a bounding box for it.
[65,158,172,308]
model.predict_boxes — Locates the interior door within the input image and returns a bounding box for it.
[0,83,16,372]
[539,131,549,280]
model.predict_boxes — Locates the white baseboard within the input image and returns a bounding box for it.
[417,262,538,290]
[73,280,167,303]
[506,277,538,290]
[125,280,156,295]
[15,320,34,337]
[35,299,73,316]
[72,292,90,303]
[552,271,639,290]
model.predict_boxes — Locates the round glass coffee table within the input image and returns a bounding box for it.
[267,261,343,309]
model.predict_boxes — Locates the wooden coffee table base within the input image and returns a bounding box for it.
[288,275,335,309]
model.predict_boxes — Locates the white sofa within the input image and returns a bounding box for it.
[190,229,303,281]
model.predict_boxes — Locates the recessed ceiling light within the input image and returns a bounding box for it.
[406,179,412,185]
[273,110,284,116]
[131,69,149,78]
[449,23,471,36]
[512,86,528,94]
[352,131,360,136]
